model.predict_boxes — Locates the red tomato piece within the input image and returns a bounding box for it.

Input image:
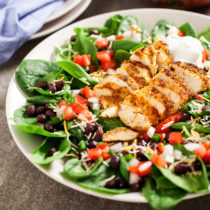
[158,143,164,154]
[72,103,87,114]
[168,132,183,144]
[140,131,150,141]
[178,30,185,37]
[168,113,182,122]
[129,164,140,174]
[202,48,210,63]
[87,148,102,159]
[95,37,108,48]
[59,100,66,107]
[202,149,210,164]
[96,142,108,150]
[203,141,210,150]
[80,86,95,99]
[78,109,92,121]
[194,144,207,158]
[151,154,166,168]
[73,55,91,66]
[75,95,89,106]
[102,60,117,71]
[115,35,124,40]
[97,51,111,63]
[102,151,112,160]
[138,161,152,176]
[63,107,74,120]
[195,95,204,101]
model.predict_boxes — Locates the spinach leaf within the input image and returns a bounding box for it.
[104,14,123,35]
[63,157,103,180]
[27,95,62,105]
[73,35,98,66]
[15,60,61,96]
[114,50,131,66]
[54,41,72,62]
[198,26,210,41]
[57,61,97,86]
[31,137,70,164]
[74,27,111,37]
[97,117,126,132]
[142,177,186,210]
[179,22,196,37]
[18,124,66,138]
[38,69,64,84]
[117,15,150,41]
[119,155,129,182]
[130,43,144,51]
[47,116,64,125]
[111,40,140,51]
[152,20,173,41]
[13,106,37,125]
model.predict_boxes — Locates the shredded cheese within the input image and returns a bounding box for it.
[63,120,69,136]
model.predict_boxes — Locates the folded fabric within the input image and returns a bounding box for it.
[0,0,64,65]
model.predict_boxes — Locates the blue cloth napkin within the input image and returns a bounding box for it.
[0,0,64,65]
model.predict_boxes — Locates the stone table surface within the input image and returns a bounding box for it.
[0,0,210,209]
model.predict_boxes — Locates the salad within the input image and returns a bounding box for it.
[13,14,210,210]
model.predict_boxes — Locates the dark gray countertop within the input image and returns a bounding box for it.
[1,0,210,209]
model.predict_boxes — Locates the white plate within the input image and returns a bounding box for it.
[30,0,91,40]
[6,9,210,203]
[46,0,82,23]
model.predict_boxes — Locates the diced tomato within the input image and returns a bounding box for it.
[102,151,112,160]
[73,55,91,66]
[72,103,87,114]
[115,35,124,40]
[59,100,66,107]
[140,131,150,141]
[102,60,117,71]
[194,144,207,158]
[78,109,92,121]
[168,132,183,144]
[97,51,111,63]
[87,148,102,159]
[130,24,138,31]
[89,65,97,73]
[129,164,140,174]
[202,48,210,63]
[158,143,164,154]
[138,161,152,176]
[151,154,166,168]
[95,37,108,48]
[202,149,210,164]
[178,30,185,37]
[203,141,210,150]
[75,95,89,106]
[96,142,108,150]
[160,134,164,142]
[195,95,204,101]
[155,113,182,134]
[80,86,95,98]
[63,107,74,120]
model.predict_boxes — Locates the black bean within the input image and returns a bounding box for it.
[85,122,97,135]
[70,35,77,42]
[49,83,57,93]
[45,109,56,118]
[106,178,117,188]
[89,29,99,35]
[93,128,103,142]
[26,105,36,117]
[165,132,170,141]
[150,142,158,150]
[192,160,201,171]
[36,106,45,114]
[203,67,208,72]
[45,104,50,110]
[48,148,56,156]
[37,123,44,129]
[37,81,48,89]
[116,177,127,188]
[37,114,47,123]
[88,140,98,148]
[121,151,129,156]
[174,162,190,175]
[180,113,191,122]
[44,123,54,132]
[202,105,210,111]
[55,80,65,91]
[130,183,140,192]
[137,149,147,161]
[110,155,120,169]
[138,176,144,186]
[137,139,144,146]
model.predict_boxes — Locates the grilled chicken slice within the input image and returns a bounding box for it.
[170,62,208,94]
[130,44,158,76]
[103,127,139,142]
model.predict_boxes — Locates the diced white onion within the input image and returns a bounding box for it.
[107,35,115,41]
[110,143,123,152]
[128,158,139,167]
[161,144,174,163]
[184,143,200,152]
[138,161,152,172]
[71,89,81,97]
[174,150,183,160]
[88,97,100,110]
[147,126,155,138]
[129,173,139,185]
[161,121,174,130]
[54,106,65,117]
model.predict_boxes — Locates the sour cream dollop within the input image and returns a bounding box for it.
[165,27,204,68]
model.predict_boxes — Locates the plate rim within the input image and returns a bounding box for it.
[6,8,210,203]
